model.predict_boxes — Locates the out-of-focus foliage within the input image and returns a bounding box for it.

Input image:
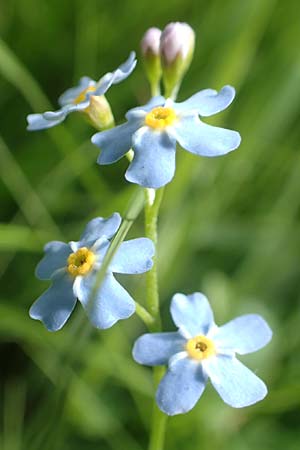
[1,0,300,449]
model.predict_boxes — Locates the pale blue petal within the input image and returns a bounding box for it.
[170,292,215,337]
[156,357,207,415]
[27,112,66,130]
[27,103,87,131]
[110,238,154,274]
[35,241,72,280]
[95,51,137,96]
[133,332,186,366]
[79,213,121,247]
[75,273,135,329]
[91,237,110,259]
[126,127,176,188]
[172,115,241,157]
[173,86,235,116]
[30,271,76,331]
[125,96,165,120]
[92,120,140,164]
[213,314,272,355]
[111,51,136,83]
[58,77,95,106]
[205,355,267,408]
[43,103,88,116]
[68,236,110,259]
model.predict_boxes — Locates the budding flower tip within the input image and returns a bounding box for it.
[141,27,162,56]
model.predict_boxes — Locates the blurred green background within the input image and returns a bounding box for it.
[1,0,300,449]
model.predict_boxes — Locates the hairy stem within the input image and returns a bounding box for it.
[144,187,164,331]
[148,367,168,450]
[144,188,168,450]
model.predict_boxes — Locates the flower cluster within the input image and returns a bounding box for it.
[27,21,272,421]
[141,22,195,97]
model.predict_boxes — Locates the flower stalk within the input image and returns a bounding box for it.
[89,188,146,305]
[143,187,168,450]
[148,366,167,450]
[144,187,164,331]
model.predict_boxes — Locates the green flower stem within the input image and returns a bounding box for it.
[135,301,155,328]
[88,187,145,307]
[144,187,164,331]
[150,81,161,97]
[144,187,168,450]
[87,186,156,328]
[126,149,134,162]
[148,367,168,450]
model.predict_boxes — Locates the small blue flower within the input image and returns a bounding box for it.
[133,292,272,415]
[30,213,154,331]
[27,52,136,130]
[92,86,241,188]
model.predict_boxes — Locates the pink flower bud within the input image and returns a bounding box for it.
[160,22,195,65]
[160,22,195,98]
[141,27,162,56]
[141,27,162,92]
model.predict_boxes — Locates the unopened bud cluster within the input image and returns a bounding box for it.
[141,22,195,98]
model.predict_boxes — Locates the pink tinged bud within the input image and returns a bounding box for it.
[141,27,162,94]
[160,22,195,65]
[160,22,195,98]
[141,27,162,56]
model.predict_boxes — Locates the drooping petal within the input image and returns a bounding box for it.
[58,77,95,106]
[156,357,207,415]
[213,314,272,355]
[173,85,235,116]
[78,213,121,247]
[75,273,135,329]
[133,332,186,366]
[29,271,76,331]
[126,127,176,188]
[170,292,215,338]
[172,115,241,157]
[94,52,137,96]
[27,103,88,131]
[35,241,72,280]
[125,96,166,121]
[110,238,154,274]
[92,120,140,164]
[26,112,66,130]
[204,355,268,408]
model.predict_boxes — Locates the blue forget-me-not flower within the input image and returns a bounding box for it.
[27,52,136,130]
[92,86,241,188]
[30,213,154,331]
[133,292,272,415]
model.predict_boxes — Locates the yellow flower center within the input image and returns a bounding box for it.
[73,86,96,105]
[186,335,216,361]
[145,106,177,129]
[67,247,95,277]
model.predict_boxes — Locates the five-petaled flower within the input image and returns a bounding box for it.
[133,292,272,415]
[27,52,136,130]
[92,86,241,188]
[30,213,154,331]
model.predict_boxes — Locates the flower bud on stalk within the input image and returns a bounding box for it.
[141,27,162,95]
[160,22,195,99]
